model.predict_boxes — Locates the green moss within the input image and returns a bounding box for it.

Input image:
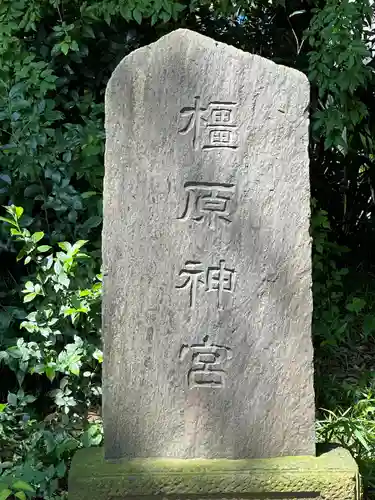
[69,447,360,500]
[71,446,356,473]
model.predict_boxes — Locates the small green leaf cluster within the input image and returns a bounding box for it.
[93,0,186,26]
[317,392,375,491]
[0,207,103,499]
[312,199,375,348]
[307,0,372,151]
[0,475,34,500]
[0,387,102,500]
[312,199,375,494]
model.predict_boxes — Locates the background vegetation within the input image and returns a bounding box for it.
[0,0,374,498]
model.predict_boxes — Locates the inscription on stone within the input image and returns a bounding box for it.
[179,96,238,150]
[176,260,236,309]
[103,28,315,459]
[178,182,236,229]
[179,335,232,388]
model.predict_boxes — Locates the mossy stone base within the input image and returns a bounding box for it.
[68,446,361,500]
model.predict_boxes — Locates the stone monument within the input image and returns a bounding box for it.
[102,25,315,462]
[69,29,361,500]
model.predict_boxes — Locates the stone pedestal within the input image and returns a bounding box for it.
[68,447,361,500]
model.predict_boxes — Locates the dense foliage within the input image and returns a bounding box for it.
[0,0,374,498]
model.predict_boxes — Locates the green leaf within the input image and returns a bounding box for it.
[61,42,70,55]
[164,1,172,15]
[7,392,17,406]
[56,438,79,456]
[151,12,158,25]
[58,273,70,288]
[353,428,370,451]
[16,248,26,262]
[15,207,24,219]
[15,492,26,500]
[76,252,89,260]
[0,489,12,500]
[24,281,34,291]
[173,3,186,13]
[63,308,77,316]
[0,217,15,226]
[0,143,16,151]
[12,481,34,493]
[54,260,63,274]
[90,432,103,446]
[104,11,111,25]
[24,293,37,303]
[73,240,88,250]
[120,4,132,21]
[25,395,36,403]
[346,297,366,314]
[0,174,11,184]
[45,254,53,269]
[93,349,103,363]
[24,184,42,197]
[58,242,72,252]
[37,245,51,252]
[70,362,80,375]
[289,9,306,18]
[45,365,56,381]
[24,256,31,265]
[133,8,142,24]
[83,215,102,229]
[81,191,97,199]
[7,347,21,359]
[82,24,95,38]
[161,11,171,22]
[56,461,67,478]
[63,150,72,163]
[31,231,44,243]
[363,315,375,337]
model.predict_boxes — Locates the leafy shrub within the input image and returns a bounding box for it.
[312,202,375,497]
[317,392,375,492]
[0,206,102,499]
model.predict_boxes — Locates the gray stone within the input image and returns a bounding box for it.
[69,447,361,500]
[103,28,315,460]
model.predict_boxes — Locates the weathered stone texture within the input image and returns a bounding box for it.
[103,28,314,459]
[68,447,361,500]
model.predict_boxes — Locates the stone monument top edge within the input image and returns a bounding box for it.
[105,28,309,98]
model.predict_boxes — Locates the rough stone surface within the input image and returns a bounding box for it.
[68,447,361,500]
[103,28,314,459]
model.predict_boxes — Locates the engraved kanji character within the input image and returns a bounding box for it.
[178,182,235,229]
[209,129,232,145]
[204,102,238,150]
[178,96,208,150]
[207,260,236,309]
[211,108,232,124]
[179,335,232,388]
[175,261,205,309]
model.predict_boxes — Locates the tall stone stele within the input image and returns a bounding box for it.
[69,29,361,500]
